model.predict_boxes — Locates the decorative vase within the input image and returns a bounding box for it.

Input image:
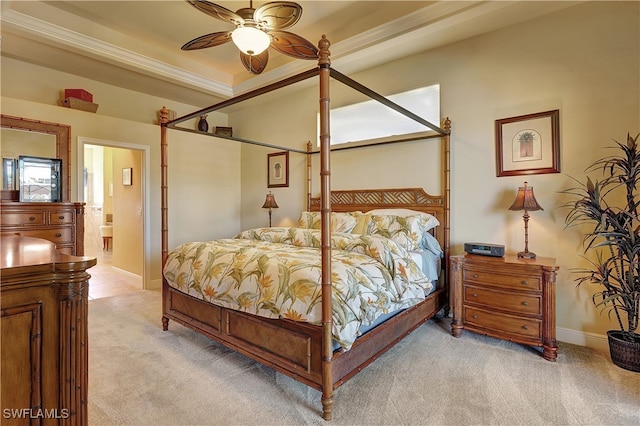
[197,115,209,132]
[607,330,640,372]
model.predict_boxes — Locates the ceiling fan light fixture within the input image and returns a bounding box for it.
[231,26,270,56]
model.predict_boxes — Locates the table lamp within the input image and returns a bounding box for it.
[261,192,279,227]
[508,181,543,259]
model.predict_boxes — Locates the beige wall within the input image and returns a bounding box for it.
[112,148,143,276]
[1,60,241,289]
[234,1,639,347]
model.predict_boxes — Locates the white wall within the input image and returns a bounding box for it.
[234,1,640,346]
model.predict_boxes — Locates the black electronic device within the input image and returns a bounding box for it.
[464,242,505,257]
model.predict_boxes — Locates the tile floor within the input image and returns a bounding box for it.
[84,205,142,300]
[86,240,141,300]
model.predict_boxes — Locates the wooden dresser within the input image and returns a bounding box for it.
[0,202,85,256]
[1,236,96,425]
[450,254,559,361]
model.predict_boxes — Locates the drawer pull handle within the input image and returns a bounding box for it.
[55,233,62,238]
[29,216,36,221]
[472,315,478,319]
[472,274,478,279]
[58,215,65,220]
[471,293,477,298]
[521,280,528,286]
[522,325,529,330]
[522,301,529,306]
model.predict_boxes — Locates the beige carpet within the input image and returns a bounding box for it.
[88,290,640,426]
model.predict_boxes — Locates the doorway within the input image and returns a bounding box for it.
[78,137,150,299]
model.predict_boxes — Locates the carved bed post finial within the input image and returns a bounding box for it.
[318,35,331,66]
[443,116,451,132]
[158,106,169,125]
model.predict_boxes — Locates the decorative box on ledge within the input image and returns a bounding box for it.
[62,89,98,113]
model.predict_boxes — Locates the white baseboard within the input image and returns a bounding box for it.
[146,278,161,290]
[557,327,609,354]
[111,266,142,283]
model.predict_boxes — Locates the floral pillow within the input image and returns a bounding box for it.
[367,213,440,251]
[297,211,357,233]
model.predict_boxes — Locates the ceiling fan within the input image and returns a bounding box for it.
[181,0,319,74]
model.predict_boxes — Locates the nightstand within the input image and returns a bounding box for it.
[450,254,559,361]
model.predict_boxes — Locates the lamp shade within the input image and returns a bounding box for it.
[231,26,270,56]
[508,181,543,212]
[262,192,279,209]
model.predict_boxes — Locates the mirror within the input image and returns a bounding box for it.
[1,115,71,201]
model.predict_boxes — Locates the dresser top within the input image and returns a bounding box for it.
[1,235,95,275]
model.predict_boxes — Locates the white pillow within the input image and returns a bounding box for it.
[368,208,429,217]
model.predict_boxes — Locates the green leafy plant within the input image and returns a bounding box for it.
[562,133,640,342]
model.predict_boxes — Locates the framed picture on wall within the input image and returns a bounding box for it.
[495,109,560,177]
[122,167,132,186]
[267,151,289,188]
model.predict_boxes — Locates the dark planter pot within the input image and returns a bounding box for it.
[607,330,640,372]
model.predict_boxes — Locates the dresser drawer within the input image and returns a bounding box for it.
[18,228,74,244]
[0,212,46,226]
[463,285,542,316]
[463,267,542,292]
[463,306,542,340]
[49,211,75,224]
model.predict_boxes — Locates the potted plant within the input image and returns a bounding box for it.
[562,132,640,372]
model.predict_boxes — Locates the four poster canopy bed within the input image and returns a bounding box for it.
[158,35,451,420]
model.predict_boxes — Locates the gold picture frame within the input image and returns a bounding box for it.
[495,109,560,177]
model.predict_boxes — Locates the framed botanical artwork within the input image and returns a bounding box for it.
[267,151,289,188]
[495,109,560,177]
[122,167,133,186]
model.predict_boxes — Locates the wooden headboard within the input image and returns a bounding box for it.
[309,187,448,257]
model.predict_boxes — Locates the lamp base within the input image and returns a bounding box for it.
[517,250,537,259]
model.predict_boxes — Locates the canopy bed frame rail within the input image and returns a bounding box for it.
[158,35,451,420]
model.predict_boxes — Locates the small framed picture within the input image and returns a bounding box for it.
[495,109,560,177]
[267,151,289,188]
[214,126,233,137]
[122,167,132,186]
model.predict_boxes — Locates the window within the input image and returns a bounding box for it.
[320,84,440,146]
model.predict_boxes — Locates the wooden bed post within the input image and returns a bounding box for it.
[158,107,170,331]
[317,34,334,421]
[443,117,452,307]
[307,141,312,211]
[158,107,170,266]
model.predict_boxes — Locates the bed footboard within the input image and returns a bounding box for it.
[162,280,446,394]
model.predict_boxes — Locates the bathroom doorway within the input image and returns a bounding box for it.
[78,138,149,299]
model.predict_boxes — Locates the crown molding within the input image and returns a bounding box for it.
[1,8,234,98]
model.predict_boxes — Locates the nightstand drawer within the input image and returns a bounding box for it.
[463,268,542,292]
[463,285,542,315]
[464,306,542,340]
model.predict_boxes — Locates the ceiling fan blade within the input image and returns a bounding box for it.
[186,0,244,25]
[181,31,232,50]
[254,1,302,30]
[269,31,318,60]
[240,50,269,75]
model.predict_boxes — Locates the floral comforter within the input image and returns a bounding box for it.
[163,227,432,349]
